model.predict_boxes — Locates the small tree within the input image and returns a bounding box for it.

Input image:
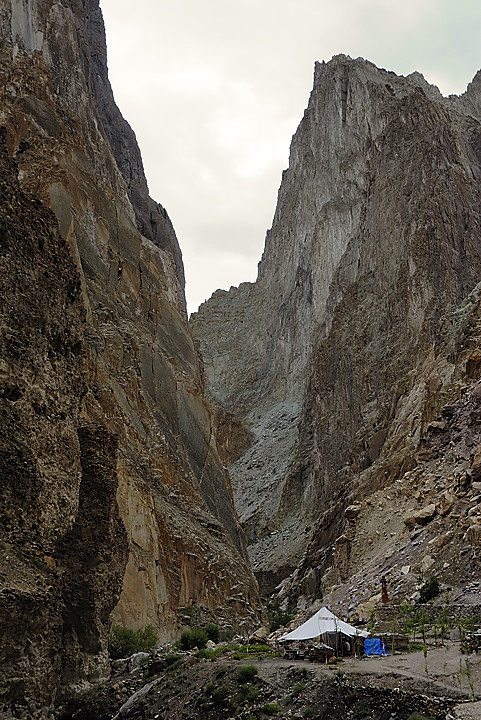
[267,603,294,632]
[178,628,208,650]
[204,623,220,643]
[419,576,440,603]
[109,625,158,659]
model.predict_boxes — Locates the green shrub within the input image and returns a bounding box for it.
[204,623,220,643]
[237,664,258,683]
[231,643,273,660]
[419,576,440,603]
[195,647,224,660]
[178,628,208,651]
[292,682,305,696]
[164,652,181,667]
[108,625,158,659]
[354,702,372,718]
[238,684,259,701]
[262,702,280,715]
[409,642,425,653]
[211,685,228,704]
[166,658,183,672]
[267,603,294,632]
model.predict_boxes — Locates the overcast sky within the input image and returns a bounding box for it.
[99,0,481,314]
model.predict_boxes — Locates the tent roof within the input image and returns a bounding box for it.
[279,607,370,641]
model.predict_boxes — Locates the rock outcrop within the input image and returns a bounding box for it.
[0,1,261,717]
[191,55,481,603]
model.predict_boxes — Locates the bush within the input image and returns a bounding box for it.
[419,576,440,603]
[204,623,220,643]
[178,628,208,651]
[262,702,280,715]
[409,642,425,653]
[196,648,223,660]
[211,685,228,704]
[237,664,258,683]
[292,682,306,696]
[108,625,158,659]
[164,653,183,672]
[238,684,259,701]
[267,603,294,632]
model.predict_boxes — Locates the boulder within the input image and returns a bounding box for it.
[464,524,481,545]
[436,490,454,517]
[471,445,481,482]
[420,555,434,573]
[427,421,447,432]
[344,504,362,520]
[403,504,436,528]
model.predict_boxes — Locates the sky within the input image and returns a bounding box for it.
[99,0,481,315]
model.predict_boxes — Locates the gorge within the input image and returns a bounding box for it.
[1,1,481,718]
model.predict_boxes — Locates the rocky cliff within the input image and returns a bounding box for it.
[191,56,481,606]
[0,1,261,717]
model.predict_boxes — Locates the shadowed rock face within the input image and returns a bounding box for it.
[0,1,262,716]
[192,56,481,601]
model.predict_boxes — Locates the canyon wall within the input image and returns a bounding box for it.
[0,1,261,717]
[192,56,481,602]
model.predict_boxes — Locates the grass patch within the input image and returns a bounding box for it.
[237,664,259,683]
[231,643,274,659]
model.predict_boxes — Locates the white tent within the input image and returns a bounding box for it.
[279,607,369,641]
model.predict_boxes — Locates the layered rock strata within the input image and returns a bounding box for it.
[0,1,261,716]
[191,55,481,602]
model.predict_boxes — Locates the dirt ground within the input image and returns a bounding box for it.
[258,643,481,717]
[262,642,481,693]
[57,642,481,719]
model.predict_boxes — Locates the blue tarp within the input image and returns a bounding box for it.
[364,638,388,656]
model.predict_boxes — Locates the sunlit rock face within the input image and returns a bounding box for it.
[0,1,261,716]
[191,55,481,601]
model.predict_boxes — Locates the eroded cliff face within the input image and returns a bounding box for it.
[0,1,261,716]
[191,56,481,602]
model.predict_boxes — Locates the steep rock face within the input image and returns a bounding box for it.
[0,127,123,716]
[0,1,261,716]
[191,56,481,599]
